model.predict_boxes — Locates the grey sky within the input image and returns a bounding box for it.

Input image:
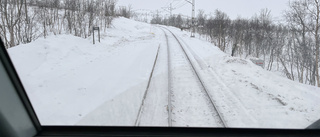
[117,0,292,20]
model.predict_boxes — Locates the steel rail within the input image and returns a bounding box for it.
[162,29,173,127]
[161,27,227,127]
[135,45,161,126]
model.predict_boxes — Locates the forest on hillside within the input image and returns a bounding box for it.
[0,0,133,48]
[1,0,320,87]
[151,0,320,87]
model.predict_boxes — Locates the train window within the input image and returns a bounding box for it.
[1,0,320,130]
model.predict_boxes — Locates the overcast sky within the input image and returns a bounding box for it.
[117,0,292,20]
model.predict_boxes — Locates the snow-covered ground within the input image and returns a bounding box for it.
[8,18,160,125]
[167,27,320,128]
[7,17,320,128]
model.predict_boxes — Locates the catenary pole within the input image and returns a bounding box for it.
[170,3,172,17]
[185,0,195,37]
[191,0,195,37]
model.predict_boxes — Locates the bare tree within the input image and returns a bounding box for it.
[307,0,320,87]
[196,9,206,36]
[0,0,23,48]
[201,10,230,51]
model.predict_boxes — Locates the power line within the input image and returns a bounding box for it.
[161,0,190,17]
[164,0,171,7]
[172,1,184,8]
[174,1,188,9]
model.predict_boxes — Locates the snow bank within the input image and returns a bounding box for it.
[169,27,320,128]
[8,17,160,125]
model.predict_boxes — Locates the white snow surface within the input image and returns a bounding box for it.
[7,17,320,128]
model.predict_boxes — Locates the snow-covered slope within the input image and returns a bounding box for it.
[8,17,160,125]
[168,27,320,128]
[7,17,320,128]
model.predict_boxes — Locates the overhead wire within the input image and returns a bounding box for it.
[164,0,172,8]
[172,1,183,9]
[159,0,190,17]
[174,1,188,9]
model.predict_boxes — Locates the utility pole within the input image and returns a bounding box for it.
[162,2,175,17]
[185,0,195,37]
[191,0,195,37]
[170,3,172,17]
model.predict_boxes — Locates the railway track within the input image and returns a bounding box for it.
[162,29,173,127]
[135,45,160,126]
[135,27,226,127]
[162,27,226,127]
